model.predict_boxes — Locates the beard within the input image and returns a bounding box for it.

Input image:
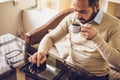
[77,8,98,24]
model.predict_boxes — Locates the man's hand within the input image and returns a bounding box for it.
[81,26,97,40]
[28,52,47,67]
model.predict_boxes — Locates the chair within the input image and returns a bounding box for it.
[25,8,74,54]
[24,8,75,80]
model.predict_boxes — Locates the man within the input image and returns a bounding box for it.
[29,0,120,80]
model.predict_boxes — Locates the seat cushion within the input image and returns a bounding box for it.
[54,34,70,59]
[33,44,63,59]
[33,33,70,59]
[48,47,60,58]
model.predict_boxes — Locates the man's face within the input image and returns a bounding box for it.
[73,0,98,24]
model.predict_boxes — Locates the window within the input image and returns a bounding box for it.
[37,0,59,11]
[0,0,12,3]
[0,0,16,6]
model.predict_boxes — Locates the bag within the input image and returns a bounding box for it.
[0,34,26,75]
[5,49,26,69]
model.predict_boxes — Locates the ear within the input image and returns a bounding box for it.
[94,2,99,12]
[95,2,99,9]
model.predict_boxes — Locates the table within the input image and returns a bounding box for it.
[0,33,84,80]
[22,49,74,80]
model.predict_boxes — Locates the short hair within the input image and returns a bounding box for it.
[88,0,99,7]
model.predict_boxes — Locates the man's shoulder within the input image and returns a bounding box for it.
[102,12,120,25]
[103,12,120,22]
[102,12,120,31]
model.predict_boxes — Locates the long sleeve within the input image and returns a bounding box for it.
[37,14,72,54]
[38,26,67,54]
[92,19,120,67]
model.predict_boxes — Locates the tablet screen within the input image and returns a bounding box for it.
[20,55,64,80]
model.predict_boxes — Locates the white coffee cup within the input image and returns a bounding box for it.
[69,23,81,33]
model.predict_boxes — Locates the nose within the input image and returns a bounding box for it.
[75,11,82,19]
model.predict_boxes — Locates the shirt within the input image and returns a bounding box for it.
[93,9,103,24]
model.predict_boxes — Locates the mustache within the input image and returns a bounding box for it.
[77,18,86,21]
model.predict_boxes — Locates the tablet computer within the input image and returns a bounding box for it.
[20,55,65,80]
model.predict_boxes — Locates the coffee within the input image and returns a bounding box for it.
[69,23,81,33]
[72,23,81,26]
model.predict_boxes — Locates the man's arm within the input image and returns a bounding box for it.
[38,23,68,54]
[29,14,71,67]
[80,19,120,67]
[92,22,120,67]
